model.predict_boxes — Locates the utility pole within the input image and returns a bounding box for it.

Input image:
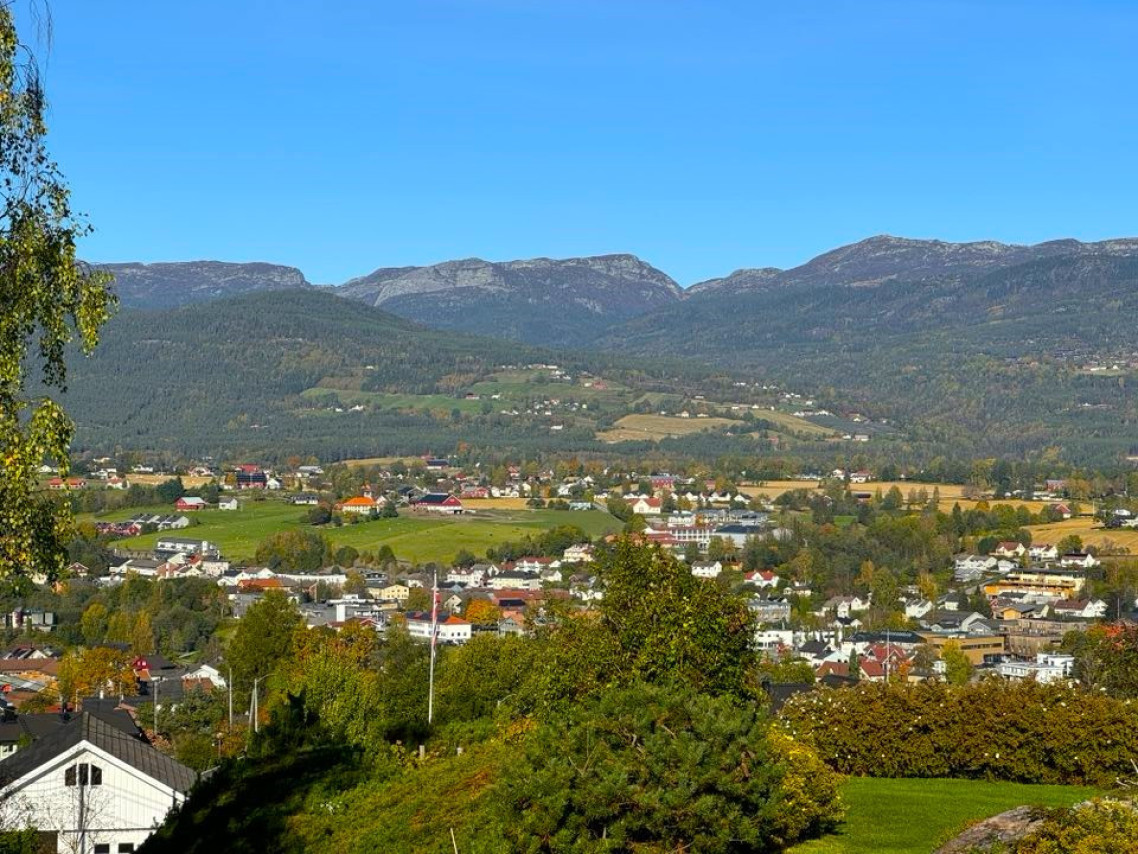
[227,666,233,728]
[428,569,439,725]
[153,677,160,736]
[250,676,264,733]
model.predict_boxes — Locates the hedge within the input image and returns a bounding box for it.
[780,680,1138,787]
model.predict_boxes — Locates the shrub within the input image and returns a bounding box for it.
[1008,799,1138,853]
[496,681,843,853]
[781,680,1138,786]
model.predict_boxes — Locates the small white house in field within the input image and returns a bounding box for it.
[218,497,239,511]
[0,712,197,852]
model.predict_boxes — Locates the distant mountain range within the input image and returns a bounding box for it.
[88,235,1138,463]
[99,261,313,309]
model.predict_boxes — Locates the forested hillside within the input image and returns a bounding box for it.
[606,251,1138,464]
[57,290,767,462]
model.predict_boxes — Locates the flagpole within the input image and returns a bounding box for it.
[428,568,438,724]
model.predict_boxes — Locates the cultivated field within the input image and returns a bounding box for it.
[740,480,1052,512]
[99,501,620,565]
[744,409,836,437]
[1027,517,1138,553]
[127,474,213,489]
[598,414,742,443]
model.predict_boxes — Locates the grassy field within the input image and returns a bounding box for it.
[740,480,1051,513]
[789,777,1099,854]
[1027,516,1138,552]
[746,409,837,437]
[127,474,213,488]
[598,413,743,443]
[102,501,621,565]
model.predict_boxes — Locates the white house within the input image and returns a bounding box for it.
[218,497,239,511]
[446,566,487,587]
[405,613,472,644]
[1028,544,1058,562]
[0,712,197,853]
[996,653,1075,684]
[561,544,594,564]
[953,554,996,582]
[691,561,723,579]
[1059,552,1100,569]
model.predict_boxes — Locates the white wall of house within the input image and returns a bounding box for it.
[0,743,186,853]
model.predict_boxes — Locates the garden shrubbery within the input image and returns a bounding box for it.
[781,679,1138,786]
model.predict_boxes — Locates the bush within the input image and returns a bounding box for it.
[781,680,1138,787]
[1007,799,1138,853]
[496,681,843,853]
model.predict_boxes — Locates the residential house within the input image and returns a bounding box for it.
[378,583,409,603]
[235,468,268,489]
[630,497,662,516]
[1059,552,1100,569]
[154,537,218,558]
[340,496,377,516]
[405,612,471,644]
[217,497,239,511]
[818,595,869,620]
[488,571,542,592]
[690,561,723,579]
[0,712,197,853]
[561,544,594,564]
[748,597,791,624]
[992,541,1026,559]
[1051,598,1108,620]
[173,496,207,512]
[996,653,1075,684]
[291,493,320,506]
[744,570,780,589]
[953,554,997,582]
[1028,544,1059,562]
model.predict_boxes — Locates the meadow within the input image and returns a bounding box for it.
[1027,516,1138,553]
[788,777,1100,854]
[740,479,1052,513]
[95,500,621,565]
[598,413,743,443]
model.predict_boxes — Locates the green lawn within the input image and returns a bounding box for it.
[102,502,620,565]
[790,777,1100,854]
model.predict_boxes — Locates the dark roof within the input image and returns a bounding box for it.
[848,630,925,645]
[0,704,142,744]
[414,492,460,505]
[763,681,815,715]
[0,712,196,793]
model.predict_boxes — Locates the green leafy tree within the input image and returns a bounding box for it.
[529,539,755,709]
[404,587,430,612]
[227,591,303,703]
[0,6,115,582]
[156,476,186,504]
[254,529,331,572]
[80,601,108,644]
[941,640,973,685]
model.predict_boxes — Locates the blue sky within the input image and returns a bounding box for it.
[28,1,1138,286]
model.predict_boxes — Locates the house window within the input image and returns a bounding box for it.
[118,845,136,853]
[64,762,103,786]
[94,846,110,854]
